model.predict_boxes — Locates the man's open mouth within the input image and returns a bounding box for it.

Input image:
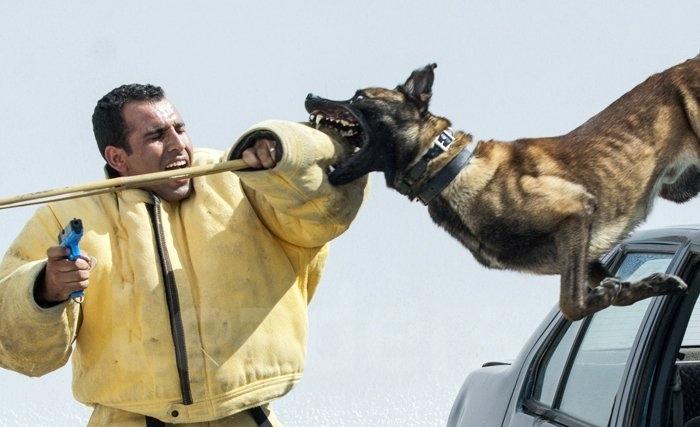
[164,158,189,171]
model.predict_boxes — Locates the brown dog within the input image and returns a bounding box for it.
[305,57,699,320]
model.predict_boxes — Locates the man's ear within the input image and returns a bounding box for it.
[104,146,129,175]
[396,63,437,114]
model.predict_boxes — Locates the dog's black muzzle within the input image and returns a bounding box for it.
[305,94,387,185]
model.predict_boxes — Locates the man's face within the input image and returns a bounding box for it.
[110,98,194,202]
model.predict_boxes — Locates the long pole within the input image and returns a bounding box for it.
[0,159,248,210]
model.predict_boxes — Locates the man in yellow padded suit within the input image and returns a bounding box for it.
[0,84,367,426]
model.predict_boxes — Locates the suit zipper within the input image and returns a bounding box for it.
[147,195,193,405]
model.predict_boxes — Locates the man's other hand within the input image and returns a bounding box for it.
[40,246,96,303]
[241,138,281,169]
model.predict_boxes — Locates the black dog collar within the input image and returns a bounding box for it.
[395,129,473,204]
[416,147,473,204]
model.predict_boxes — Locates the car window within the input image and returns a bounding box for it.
[682,268,700,346]
[615,253,674,282]
[530,252,674,426]
[533,320,583,406]
[682,304,700,347]
[558,298,653,425]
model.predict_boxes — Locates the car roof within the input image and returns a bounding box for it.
[625,224,700,246]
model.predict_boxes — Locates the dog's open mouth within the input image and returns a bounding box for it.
[305,94,381,185]
[307,107,364,148]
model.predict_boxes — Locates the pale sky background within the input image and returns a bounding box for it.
[0,1,698,425]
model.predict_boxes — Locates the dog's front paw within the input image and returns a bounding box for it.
[645,273,688,295]
[600,277,622,297]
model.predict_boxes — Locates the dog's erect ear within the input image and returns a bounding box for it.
[397,63,436,114]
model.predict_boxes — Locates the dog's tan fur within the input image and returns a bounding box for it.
[307,57,699,320]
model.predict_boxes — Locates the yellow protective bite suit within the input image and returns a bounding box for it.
[0,121,367,424]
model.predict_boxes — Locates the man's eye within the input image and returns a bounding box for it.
[148,132,164,141]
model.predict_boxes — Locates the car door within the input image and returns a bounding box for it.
[514,246,680,427]
[617,241,700,426]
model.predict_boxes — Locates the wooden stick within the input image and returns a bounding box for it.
[0,159,249,210]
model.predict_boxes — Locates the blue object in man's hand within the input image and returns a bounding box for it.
[58,218,84,300]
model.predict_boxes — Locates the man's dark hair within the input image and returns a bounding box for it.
[92,84,165,158]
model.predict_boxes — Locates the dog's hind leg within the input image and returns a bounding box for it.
[659,165,699,203]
